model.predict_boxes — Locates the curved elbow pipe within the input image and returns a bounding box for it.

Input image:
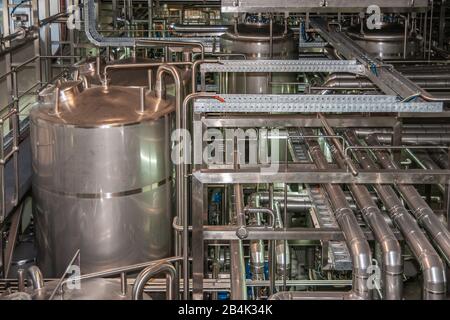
[327,137,403,300]
[303,128,372,299]
[132,262,178,300]
[27,266,44,291]
[347,131,447,299]
[387,202,447,299]
[366,135,450,265]
[360,204,403,299]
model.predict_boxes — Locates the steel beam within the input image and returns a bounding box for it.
[202,226,404,241]
[193,170,450,184]
[221,0,429,13]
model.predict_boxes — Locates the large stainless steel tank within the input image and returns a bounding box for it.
[346,22,419,59]
[220,22,298,94]
[30,82,174,277]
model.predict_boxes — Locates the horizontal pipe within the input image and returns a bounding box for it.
[370,133,450,145]
[319,77,450,94]
[169,23,230,34]
[269,291,349,300]
[355,128,450,136]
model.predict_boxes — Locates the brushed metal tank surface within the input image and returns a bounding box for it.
[30,85,174,277]
[346,23,419,59]
[46,278,133,300]
[220,23,298,94]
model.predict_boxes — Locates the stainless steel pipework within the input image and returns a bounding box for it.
[408,150,445,193]
[178,92,224,299]
[102,61,192,90]
[322,130,403,300]
[27,266,46,300]
[231,184,248,300]
[136,39,205,61]
[132,262,178,300]
[169,23,230,36]
[246,194,267,299]
[369,133,450,145]
[154,64,186,298]
[270,291,350,300]
[366,134,450,265]
[318,73,450,94]
[273,201,291,278]
[345,131,447,300]
[301,128,372,299]
[318,113,359,176]
[27,266,45,291]
[430,150,449,168]
[191,59,219,93]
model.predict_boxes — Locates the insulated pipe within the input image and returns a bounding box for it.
[345,131,447,300]
[430,150,449,169]
[408,150,445,193]
[256,192,381,212]
[132,262,178,300]
[248,195,265,281]
[302,128,372,299]
[370,133,450,145]
[318,73,450,94]
[355,127,450,136]
[366,135,450,266]
[274,201,290,278]
[323,134,402,300]
[319,78,376,94]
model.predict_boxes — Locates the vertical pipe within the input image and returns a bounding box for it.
[155,65,185,297]
[120,272,127,296]
[403,15,408,59]
[268,184,276,295]
[428,0,434,61]
[230,184,248,300]
[148,0,153,37]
